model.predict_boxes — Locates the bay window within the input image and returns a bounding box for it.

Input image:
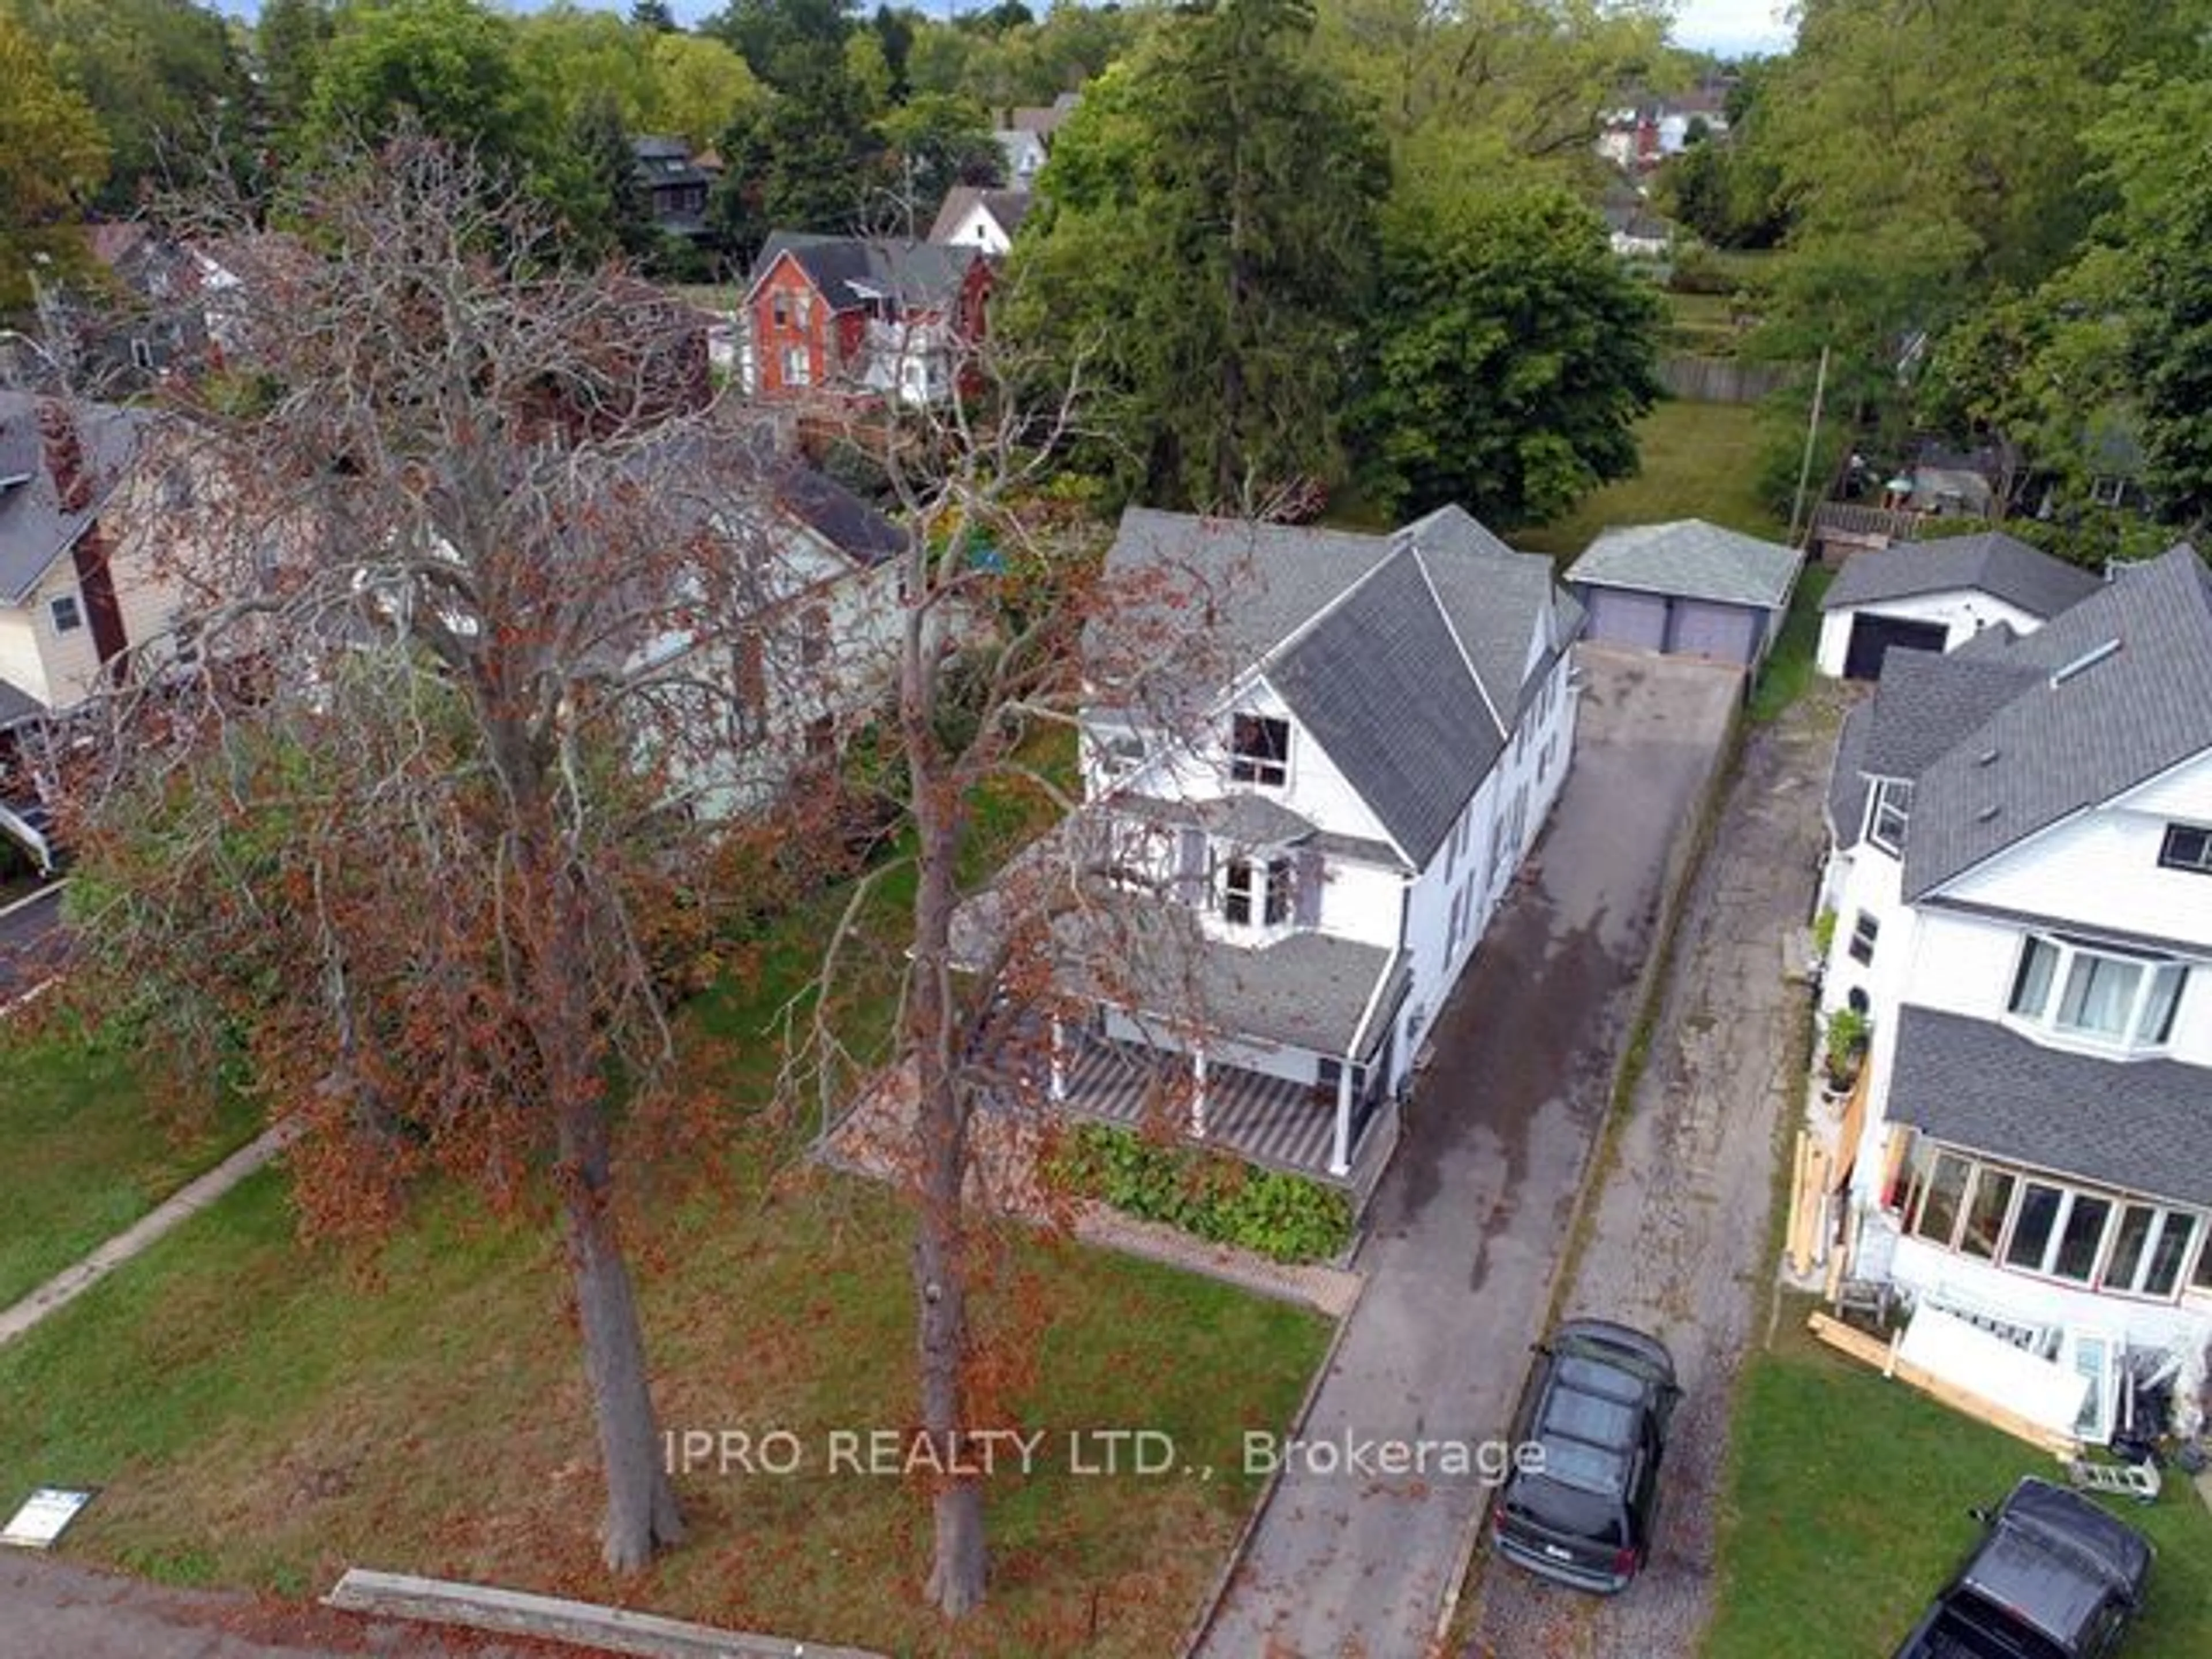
[1868,779,1912,854]
[2005,933,2186,1052]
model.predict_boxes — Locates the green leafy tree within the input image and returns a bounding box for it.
[647,32,765,150]
[257,0,336,147]
[711,54,884,255]
[876,91,1002,232]
[0,13,108,313]
[1354,179,1662,525]
[9,0,251,210]
[541,86,660,264]
[1006,0,1387,507]
[2132,152,2212,527]
[702,0,851,91]
[513,3,660,131]
[302,0,548,172]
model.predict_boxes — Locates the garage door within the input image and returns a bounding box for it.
[1843,613,1948,679]
[1584,587,1669,652]
[1667,600,1763,666]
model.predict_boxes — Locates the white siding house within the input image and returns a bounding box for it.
[926,187,1031,257]
[1036,505,1584,1194]
[1815,546,2212,1429]
[1817,531,2101,680]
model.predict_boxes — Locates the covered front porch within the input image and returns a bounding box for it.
[1044,1029,1400,1205]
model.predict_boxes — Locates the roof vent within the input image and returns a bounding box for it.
[2050,639,2120,687]
[1976,747,2000,766]
[1976,804,2001,824]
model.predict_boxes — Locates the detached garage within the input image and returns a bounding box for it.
[1567,519,1804,671]
[1816,531,2103,680]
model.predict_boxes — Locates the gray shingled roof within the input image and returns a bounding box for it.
[771,463,902,566]
[927,186,1033,245]
[1566,518,1802,610]
[1888,1005,2212,1209]
[1101,506,1564,868]
[1901,547,2212,897]
[1859,649,2040,779]
[1122,791,1318,849]
[1822,532,2103,620]
[1270,550,1503,864]
[748,233,979,311]
[0,675,43,728]
[0,392,147,604]
[1825,700,1871,843]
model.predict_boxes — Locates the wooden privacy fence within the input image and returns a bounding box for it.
[1657,355,1803,404]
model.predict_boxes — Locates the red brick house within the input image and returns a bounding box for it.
[743,233,993,406]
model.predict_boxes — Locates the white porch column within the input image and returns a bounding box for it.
[1190,1046,1209,1139]
[1048,1018,1068,1103]
[1329,1060,1354,1178]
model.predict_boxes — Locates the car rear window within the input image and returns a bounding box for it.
[1925,1595,2070,1659]
[1507,1474,1626,1546]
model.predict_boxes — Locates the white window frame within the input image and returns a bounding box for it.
[2160,823,2212,876]
[2005,932,2187,1055]
[1848,910,1879,966]
[1228,713,1289,788]
[781,344,812,387]
[1867,777,1912,855]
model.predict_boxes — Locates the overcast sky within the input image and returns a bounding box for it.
[210,0,1799,59]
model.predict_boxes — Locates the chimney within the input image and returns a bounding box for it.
[36,399,94,516]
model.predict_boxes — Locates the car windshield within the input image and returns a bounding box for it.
[1506,1473,1627,1546]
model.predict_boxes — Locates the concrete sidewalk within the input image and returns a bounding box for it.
[1191,650,1740,1658]
[0,1119,300,1348]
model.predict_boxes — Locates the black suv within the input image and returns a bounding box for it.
[1893,1476,2153,1658]
[1491,1317,1679,1593]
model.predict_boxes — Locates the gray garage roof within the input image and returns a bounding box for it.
[0,675,44,729]
[1566,518,1803,611]
[1889,1005,2212,1209]
[1823,532,2101,620]
[1104,505,1570,868]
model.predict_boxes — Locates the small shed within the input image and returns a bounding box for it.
[1816,531,2101,680]
[1567,519,1804,669]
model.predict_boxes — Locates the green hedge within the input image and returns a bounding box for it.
[1051,1123,1354,1264]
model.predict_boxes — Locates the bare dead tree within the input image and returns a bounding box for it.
[787,311,1260,1618]
[47,132,820,1574]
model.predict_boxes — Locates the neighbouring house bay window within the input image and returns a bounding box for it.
[1868,778,1912,854]
[1904,1141,2206,1299]
[1229,714,1289,786]
[1222,855,1292,927]
[2005,933,2187,1051]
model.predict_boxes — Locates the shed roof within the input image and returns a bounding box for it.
[1567,518,1802,611]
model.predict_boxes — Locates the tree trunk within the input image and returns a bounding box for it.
[902,628,987,1613]
[557,1095,687,1573]
[496,720,683,1574]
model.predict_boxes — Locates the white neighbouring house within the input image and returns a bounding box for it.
[1817,531,2103,681]
[1816,545,2212,1436]
[1008,505,1584,1196]
[926,187,1032,257]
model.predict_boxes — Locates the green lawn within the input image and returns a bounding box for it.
[1519,399,1784,562]
[1709,1312,2212,1659]
[1746,563,1835,725]
[0,1032,259,1309]
[0,736,1333,1655]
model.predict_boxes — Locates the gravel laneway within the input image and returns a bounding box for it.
[1462,683,1844,1659]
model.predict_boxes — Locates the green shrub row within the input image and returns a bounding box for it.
[1051,1122,1354,1264]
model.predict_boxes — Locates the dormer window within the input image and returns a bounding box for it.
[2160,823,2212,876]
[1222,855,1292,927]
[1868,778,1912,854]
[1229,714,1289,787]
[2006,933,2186,1053]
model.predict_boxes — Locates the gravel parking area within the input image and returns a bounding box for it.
[1461,683,1844,1658]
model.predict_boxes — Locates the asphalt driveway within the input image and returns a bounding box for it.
[1462,680,1844,1658]
[1192,647,1740,1659]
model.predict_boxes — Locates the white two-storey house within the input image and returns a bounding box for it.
[1816,545,2212,1423]
[1031,504,1582,1196]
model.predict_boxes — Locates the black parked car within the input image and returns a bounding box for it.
[1893,1476,2153,1658]
[1492,1317,1679,1593]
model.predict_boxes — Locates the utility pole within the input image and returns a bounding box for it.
[1787,343,1831,548]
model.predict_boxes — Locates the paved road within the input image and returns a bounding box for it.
[1194,649,1740,1659]
[0,883,66,1008]
[1463,683,1844,1657]
[0,1554,576,1658]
